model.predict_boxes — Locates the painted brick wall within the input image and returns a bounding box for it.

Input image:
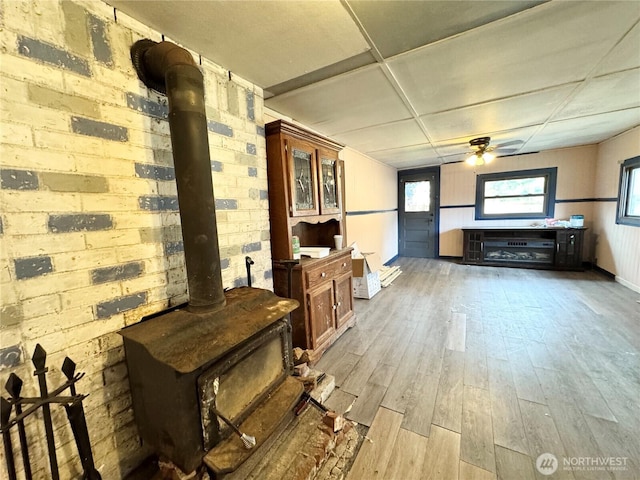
[0,1,272,477]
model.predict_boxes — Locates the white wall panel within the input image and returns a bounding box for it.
[593,127,640,291]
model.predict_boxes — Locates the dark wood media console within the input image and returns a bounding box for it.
[462,227,586,270]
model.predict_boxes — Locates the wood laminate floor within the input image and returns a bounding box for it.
[315,258,640,480]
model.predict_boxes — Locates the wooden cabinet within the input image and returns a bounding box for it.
[462,227,586,270]
[555,230,584,269]
[266,120,347,261]
[266,120,356,362]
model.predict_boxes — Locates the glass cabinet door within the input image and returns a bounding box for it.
[319,150,341,214]
[288,139,319,216]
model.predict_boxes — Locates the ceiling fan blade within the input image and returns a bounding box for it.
[495,139,524,149]
[495,147,519,155]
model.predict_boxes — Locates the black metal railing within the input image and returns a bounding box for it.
[1,344,101,480]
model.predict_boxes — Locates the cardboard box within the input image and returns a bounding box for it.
[352,249,383,299]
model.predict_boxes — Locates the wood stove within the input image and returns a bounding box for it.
[119,39,301,476]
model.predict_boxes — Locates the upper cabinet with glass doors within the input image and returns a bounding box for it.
[318,148,342,215]
[265,120,346,261]
[288,138,319,216]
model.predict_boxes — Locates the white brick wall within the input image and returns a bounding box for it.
[0,0,274,477]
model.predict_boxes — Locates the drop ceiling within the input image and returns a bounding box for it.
[107,0,640,169]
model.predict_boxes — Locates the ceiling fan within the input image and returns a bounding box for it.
[465,136,522,166]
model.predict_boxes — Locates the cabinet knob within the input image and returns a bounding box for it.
[337,301,342,307]
[321,272,326,278]
[333,303,337,310]
[342,262,347,267]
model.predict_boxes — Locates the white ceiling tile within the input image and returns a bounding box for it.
[388,1,640,115]
[556,68,640,120]
[333,119,427,153]
[595,21,640,75]
[368,143,441,169]
[265,65,412,135]
[525,109,640,151]
[420,84,577,142]
[347,0,544,58]
[109,0,369,87]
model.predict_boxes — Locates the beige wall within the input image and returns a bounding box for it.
[440,145,598,257]
[341,147,398,263]
[592,126,640,292]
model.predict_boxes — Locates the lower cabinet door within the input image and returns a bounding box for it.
[307,282,336,349]
[334,272,354,329]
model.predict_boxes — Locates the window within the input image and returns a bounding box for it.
[616,155,640,227]
[475,167,557,220]
[404,180,431,212]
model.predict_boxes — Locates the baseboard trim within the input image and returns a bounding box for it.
[615,275,640,294]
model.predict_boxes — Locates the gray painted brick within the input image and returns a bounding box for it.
[15,256,53,280]
[154,149,174,166]
[0,305,21,326]
[248,167,258,177]
[48,213,113,233]
[140,225,182,244]
[135,163,175,181]
[72,116,128,142]
[233,277,246,288]
[260,189,269,200]
[126,93,168,120]
[18,35,90,76]
[235,152,258,167]
[164,241,184,256]
[1,169,39,190]
[220,258,230,269]
[91,262,144,284]
[242,242,262,254]
[256,125,265,137]
[96,292,147,319]
[89,14,113,66]
[208,121,233,137]
[219,245,241,258]
[211,161,223,172]
[29,84,99,118]
[246,91,255,121]
[215,199,238,210]
[138,196,179,211]
[62,1,91,57]
[246,143,257,155]
[264,269,273,280]
[40,172,108,193]
[0,345,22,369]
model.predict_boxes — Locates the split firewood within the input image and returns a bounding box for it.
[322,411,345,432]
[292,347,311,365]
[293,362,310,376]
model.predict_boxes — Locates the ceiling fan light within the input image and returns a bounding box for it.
[482,152,495,163]
[465,154,478,165]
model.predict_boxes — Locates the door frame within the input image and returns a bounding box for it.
[398,166,441,258]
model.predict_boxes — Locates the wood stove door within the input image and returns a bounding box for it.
[198,321,289,451]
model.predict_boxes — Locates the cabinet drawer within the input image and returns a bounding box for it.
[305,256,352,290]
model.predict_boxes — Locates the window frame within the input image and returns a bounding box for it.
[616,155,640,227]
[475,167,557,220]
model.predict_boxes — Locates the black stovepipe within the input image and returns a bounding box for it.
[131,40,225,313]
